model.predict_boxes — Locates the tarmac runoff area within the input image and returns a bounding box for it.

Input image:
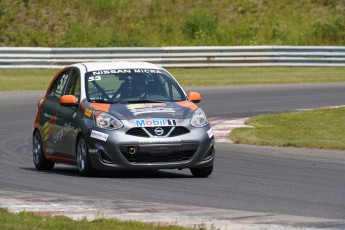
[1,190,345,230]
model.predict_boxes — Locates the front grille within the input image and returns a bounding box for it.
[123,150,196,163]
[169,127,190,137]
[120,143,198,164]
[126,128,148,137]
[145,127,172,136]
[126,126,190,138]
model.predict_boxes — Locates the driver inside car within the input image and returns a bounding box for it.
[128,76,150,99]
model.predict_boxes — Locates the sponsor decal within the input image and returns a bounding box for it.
[90,130,109,142]
[43,116,75,144]
[88,149,98,154]
[127,103,175,116]
[53,122,74,144]
[130,107,175,116]
[49,74,69,98]
[207,127,214,138]
[135,119,177,127]
[88,76,102,81]
[91,69,161,75]
[133,69,161,74]
[84,109,93,117]
[139,139,181,144]
[127,103,166,110]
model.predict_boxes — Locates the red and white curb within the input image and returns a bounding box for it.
[209,117,251,143]
[1,190,344,230]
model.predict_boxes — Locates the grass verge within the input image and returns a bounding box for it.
[1,1,345,47]
[168,67,345,86]
[0,69,57,91]
[0,208,197,230]
[1,67,345,91]
[230,107,345,150]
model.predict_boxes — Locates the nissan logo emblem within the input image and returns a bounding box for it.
[154,127,164,136]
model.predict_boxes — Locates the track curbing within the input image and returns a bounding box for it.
[209,117,252,143]
[1,189,344,230]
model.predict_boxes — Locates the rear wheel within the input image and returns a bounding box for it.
[190,165,213,178]
[33,130,54,170]
[76,136,94,177]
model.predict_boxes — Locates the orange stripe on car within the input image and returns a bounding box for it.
[46,155,76,165]
[176,101,198,111]
[90,103,110,112]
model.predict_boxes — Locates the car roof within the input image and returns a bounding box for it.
[70,61,163,72]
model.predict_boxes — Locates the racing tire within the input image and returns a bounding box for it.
[33,130,55,170]
[76,136,94,177]
[190,165,213,178]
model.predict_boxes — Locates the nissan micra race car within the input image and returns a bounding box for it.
[33,62,215,177]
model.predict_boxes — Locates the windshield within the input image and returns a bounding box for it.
[85,69,186,103]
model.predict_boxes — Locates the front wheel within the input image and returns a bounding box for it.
[190,165,213,178]
[33,130,54,170]
[76,136,94,177]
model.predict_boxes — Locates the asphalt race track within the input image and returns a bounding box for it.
[1,83,345,228]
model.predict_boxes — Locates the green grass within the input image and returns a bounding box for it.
[168,67,345,86]
[1,67,345,91]
[0,69,57,91]
[0,0,344,47]
[230,107,345,150]
[0,208,198,230]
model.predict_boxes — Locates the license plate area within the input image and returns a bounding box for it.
[139,144,182,155]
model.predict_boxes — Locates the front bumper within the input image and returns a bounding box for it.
[85,124,215,171]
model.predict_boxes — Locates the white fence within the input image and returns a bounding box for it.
[1,46,345,68]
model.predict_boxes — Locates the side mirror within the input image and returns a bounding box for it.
[60,95,77,106]
[188,92,201,103]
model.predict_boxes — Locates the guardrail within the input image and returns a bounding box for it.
[0,46,345,68]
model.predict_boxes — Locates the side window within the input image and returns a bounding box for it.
[48,70,71,99]
[64,70,81,102]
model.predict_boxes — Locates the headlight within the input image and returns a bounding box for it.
[190,108,208,127]
[94,111,123,129]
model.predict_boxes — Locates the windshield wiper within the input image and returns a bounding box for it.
[124,99,165,104]
[89,99,109,103]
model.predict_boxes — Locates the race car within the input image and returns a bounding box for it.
[33,61,215,177]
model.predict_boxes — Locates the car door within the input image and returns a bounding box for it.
[54,68,81,159]
[41,68,81,160]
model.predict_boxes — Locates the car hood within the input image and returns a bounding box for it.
[89,101,199,120]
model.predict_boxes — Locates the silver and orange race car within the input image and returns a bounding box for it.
[33,62,215,177]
